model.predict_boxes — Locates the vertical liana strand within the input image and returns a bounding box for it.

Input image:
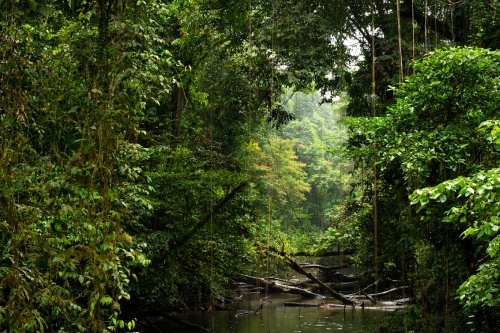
[396,0,404,82]
[266,0,276,301]
[371,0,378,301]
[371,0,376,118]
[434,0,438,48]
[209,74,215,332]
[248,0,261,300]
[247,0,253,138]
[445,234,449,333]
[450,3,455,44]
[396,3,408,325]
[338,0,346,270]
[425,0,428,51]
[412,0,415,71]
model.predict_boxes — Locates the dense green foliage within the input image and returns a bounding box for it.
[0,0,163,331]
[3,0,500,332]
[0,0,349,329]
[344,48,500,332]
[410,120,500,309]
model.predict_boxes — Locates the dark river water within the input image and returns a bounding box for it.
[154,293,393,333]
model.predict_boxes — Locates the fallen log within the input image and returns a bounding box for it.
[346,277,395,304]
[289,259,357,305]
[300,264,351,271]
[311,281,357,291]
[264,276,302,285]
[357,277,397,295]
[346,283,408,304]
[258,244,357,306]
[300,264,357,283]
[284,302,321,307]
[235,273,324,298]
[380,297,413,306]
[328,303,351,309]
[331,273,358,282]
[359,287,375,304]
[328,302,400,311]
[396,298,413,305]
[368,286,409,297]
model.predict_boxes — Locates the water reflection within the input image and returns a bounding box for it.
[155,293,387,333]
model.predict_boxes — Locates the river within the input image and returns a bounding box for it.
[153,293,394,333]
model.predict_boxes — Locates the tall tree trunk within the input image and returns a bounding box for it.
[170,52,190,152]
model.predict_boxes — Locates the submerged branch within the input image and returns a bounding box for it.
[161,314,210,331]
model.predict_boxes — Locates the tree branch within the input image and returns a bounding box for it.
[167,181,249,253]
